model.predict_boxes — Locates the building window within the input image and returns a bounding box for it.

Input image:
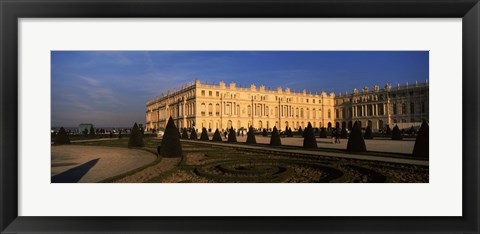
[247,105,251,116]
[216,91,219,97]
[393,104,397,115]
[306,99,309,103]
[402,103,406,115]
[215,104,220,116]
[201,103,206,116]
[201,90,205,96]
[335,109,339,118]
[328,110,331,118]
[313,99,315,103]
[208,103,213,116]
[209,91,212,96]
[410,102,415,114]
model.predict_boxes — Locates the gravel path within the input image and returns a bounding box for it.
[219,135,415,154]
[51,145,156,183]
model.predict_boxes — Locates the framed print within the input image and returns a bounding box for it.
[1,0,479,233]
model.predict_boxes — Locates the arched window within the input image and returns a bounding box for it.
[201,103,206,116]
[208,103,213,116]
[215,103,220,116]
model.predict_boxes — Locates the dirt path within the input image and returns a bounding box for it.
[51,145,157,183]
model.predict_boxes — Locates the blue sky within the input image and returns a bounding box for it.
[51,51,428,127]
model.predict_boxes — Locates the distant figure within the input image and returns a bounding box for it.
[335,131,340,143]
[241,130,244,136]
[224,131,228,139]
[331,130,336,144]
[109,131,113,138]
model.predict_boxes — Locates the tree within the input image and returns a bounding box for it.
[319,127,327,138]
[287,127,293,137]
[228,127,237,142]
[270,126,282,146]
[391,125,403,140]
[158,116,183,158]
[128,122,145,147]
[303,122,317,149]
[89,126,96,138]
[200,127,209,141]
[181,128,189,139]
[340,127,348,139]
[212,129,222,142]
[246,126,257,144]
[297,126,303,136]
[364,126,373,139]
[190,129,198,140]
[54,127,70,145]
[412,120,429,158]
[346,121,367,152]
[262,128,268,137]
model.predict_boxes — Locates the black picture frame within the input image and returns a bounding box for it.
[1,0,478,233]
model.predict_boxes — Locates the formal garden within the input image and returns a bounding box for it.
[52,117,429,183]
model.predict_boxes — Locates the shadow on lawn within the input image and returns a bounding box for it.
[51,158,100,183]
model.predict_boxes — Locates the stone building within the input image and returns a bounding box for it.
[334,81,429,132]
[146,80,336,132]
[146,80,429,133]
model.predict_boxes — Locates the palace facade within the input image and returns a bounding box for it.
[334,81,429,132]
[146,80,429,132]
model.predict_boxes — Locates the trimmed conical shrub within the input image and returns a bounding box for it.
[212,129,222,142]
[391,125,403,140]
[262,128,268,137]
[228,127,237,142]
[54,127,71,145]
[364,126,373,139]
[412,120,429,158]
[386,125,391,135]
[200,127,209,141]
[340,128,348,139]
[181,128,189,139]
[303,122,317,149]
[287,127,293,137]
[270,126,282,146]
[346,121,367,152]
[190,129,198,140]
[158,117,183,158]
[319,127,327,138]
[409,126,415,135]
[128,122,145,147]
[297,126,303,136]
[246,126,257,144]
[89,126,96,138]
